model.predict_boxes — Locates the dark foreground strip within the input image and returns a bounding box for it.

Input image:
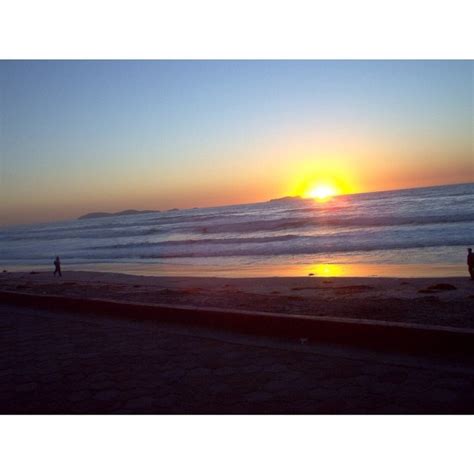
[1,290,474,354]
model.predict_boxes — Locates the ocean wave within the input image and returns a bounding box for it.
[187,213,474,234]
[30,230,469,261]
[3,238,467,262]
[132,237,474,258]
[0,225,167,242]
[90,234,299,250]
[1,211,472,242]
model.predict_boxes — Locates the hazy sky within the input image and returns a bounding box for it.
[0,60,472,225]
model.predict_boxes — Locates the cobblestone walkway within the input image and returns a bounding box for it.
[1,304,474,413]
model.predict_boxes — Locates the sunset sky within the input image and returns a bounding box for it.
[1,60,472,225]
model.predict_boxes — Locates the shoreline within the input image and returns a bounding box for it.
[0,261,468,278]
[1,270,473,329]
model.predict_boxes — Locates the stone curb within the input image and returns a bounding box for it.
[2,290,474,353]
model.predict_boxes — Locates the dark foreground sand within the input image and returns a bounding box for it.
[2,303,474,414]
[1,271,474,328]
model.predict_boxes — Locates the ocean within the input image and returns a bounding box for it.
[1,183,473,277]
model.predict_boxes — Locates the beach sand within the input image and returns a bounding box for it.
[1,270,473,329]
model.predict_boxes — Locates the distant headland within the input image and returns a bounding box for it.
[78,209,159,220]
[267,196,301,203]
[78,198,304,219]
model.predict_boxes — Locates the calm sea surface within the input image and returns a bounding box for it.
[1,183,473,277]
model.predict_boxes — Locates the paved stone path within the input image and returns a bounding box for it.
[1,304,474,413]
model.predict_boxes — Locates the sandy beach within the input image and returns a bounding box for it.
[2,270,473,329]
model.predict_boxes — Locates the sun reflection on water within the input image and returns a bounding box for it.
[306,263,346,277]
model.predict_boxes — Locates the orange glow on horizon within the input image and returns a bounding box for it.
[306,263,345,277]
[282,151,358,202]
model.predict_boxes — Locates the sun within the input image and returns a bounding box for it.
[306,183,338,201]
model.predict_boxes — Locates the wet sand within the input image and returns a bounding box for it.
[1,270,474,329]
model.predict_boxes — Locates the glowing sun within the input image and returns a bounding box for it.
[306,183,338,200]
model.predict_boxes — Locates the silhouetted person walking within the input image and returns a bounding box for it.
[468,248,474,281]
[53,256,62,277]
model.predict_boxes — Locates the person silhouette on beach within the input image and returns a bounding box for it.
[53,256,62,277]
[468,248,474,281]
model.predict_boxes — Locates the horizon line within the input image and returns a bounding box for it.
[1,180,473,230]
